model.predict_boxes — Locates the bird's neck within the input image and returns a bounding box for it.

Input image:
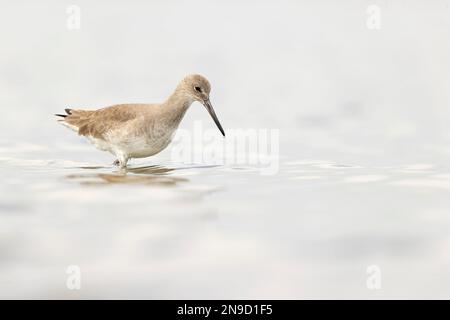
[162,89,194,126]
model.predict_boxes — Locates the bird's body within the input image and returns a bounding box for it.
[56,75,225,167]
[61,103,182,164]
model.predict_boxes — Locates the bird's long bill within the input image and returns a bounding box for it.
[203,99,225,137]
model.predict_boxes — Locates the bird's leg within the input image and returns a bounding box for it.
[119,160,128,168]
[116,152,129,169]
[112,150,129,168]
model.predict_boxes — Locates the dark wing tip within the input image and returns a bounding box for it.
[55,108,73,118]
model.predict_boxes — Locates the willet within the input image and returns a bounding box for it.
[55,74,225,168]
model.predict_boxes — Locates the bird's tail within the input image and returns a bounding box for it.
[55,108,73,119]
[55,108,82,132]
[55,108,96,134]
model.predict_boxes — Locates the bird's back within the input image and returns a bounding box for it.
[57,104,158,139]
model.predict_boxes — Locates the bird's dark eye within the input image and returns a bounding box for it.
[194,86,202,92]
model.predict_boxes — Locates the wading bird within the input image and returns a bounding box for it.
[56,74,225,168]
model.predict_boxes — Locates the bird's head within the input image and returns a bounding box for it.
[178,74,225,137]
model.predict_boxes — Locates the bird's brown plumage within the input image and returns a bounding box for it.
[58,104,152,139]
[55,74,224,167]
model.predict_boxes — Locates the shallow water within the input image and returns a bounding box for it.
[2,137,450,299]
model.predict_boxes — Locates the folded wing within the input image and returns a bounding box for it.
[55,105,140,139]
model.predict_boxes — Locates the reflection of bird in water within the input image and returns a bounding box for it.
[56,74,225,168]
[66,166,189,186]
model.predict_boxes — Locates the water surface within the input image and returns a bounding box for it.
[2,138,450,299]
